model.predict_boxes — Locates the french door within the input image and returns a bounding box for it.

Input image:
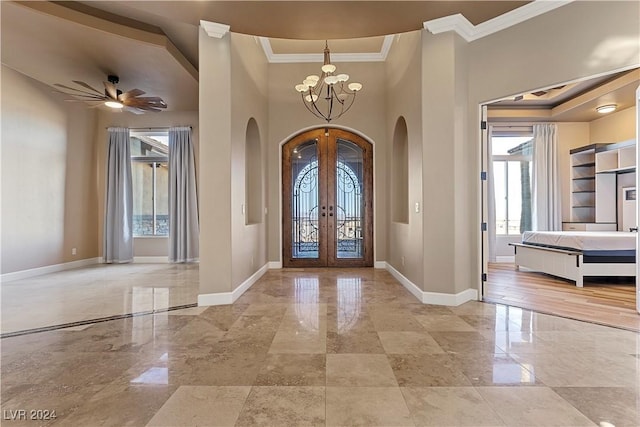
[283,128,373,267]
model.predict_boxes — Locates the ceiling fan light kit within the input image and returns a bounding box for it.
[294,41,362,123]
[54,74,167,114]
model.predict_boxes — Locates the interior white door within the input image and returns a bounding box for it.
[480,105,489,299]
[635,85,640,314]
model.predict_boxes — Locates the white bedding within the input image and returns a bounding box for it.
[522,231,637,251]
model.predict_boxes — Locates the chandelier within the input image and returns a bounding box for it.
[294,41,363,123]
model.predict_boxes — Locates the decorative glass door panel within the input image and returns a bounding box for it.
[291,139,319,259]
[283,129,372,267]
[333,139,364,259]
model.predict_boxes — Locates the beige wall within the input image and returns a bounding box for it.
[267,60,388,264]
[590,106,636,143]
[1,66,98,274]
[198,27,233,295]
[385,31,423,286]
[421,31,472,294]
[230,32,269,288]
[464,0,640,294]
[95,109,199,258]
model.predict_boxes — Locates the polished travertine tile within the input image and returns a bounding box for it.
[477,386,597,426]
[510,351,640,387]
[325,387,413,426]
[326,354,398,386]
[235,386,325,426]
[326,330,386,353]
[448,352,541,386]
[254,354,326,386]
[401,387,505,426]
[56,384,177,427]
[552,387,640,427]
[388,354,472,387]
[2,266,639,426]
[414,314,476,332]
[146,386,250,427]
[377,331,445,354]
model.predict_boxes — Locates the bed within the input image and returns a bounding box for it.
[510,231,636,287]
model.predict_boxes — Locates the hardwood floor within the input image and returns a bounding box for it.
[485,263,640,332]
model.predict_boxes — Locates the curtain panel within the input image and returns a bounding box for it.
[103,127,134,263]
[532,123,562,231]
[168,126,199,262]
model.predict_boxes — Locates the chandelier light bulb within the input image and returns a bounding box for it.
[336,74,349,82]
[303,78,318,88]
[348,82,363,92]
[306,75,320,83]
[295,84,308,93]
[321,64,336,74]
[324,75,339,85]
[305,94,319,103]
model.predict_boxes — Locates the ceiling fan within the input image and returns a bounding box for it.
[53,75,167,114]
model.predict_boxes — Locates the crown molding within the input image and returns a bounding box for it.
[200,20,230,38]
[424,0,573,42]
[259,35,395,64]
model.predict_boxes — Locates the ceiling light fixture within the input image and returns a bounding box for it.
[294,41,362,123]
[596,104,617,114]
[104,100,124,109]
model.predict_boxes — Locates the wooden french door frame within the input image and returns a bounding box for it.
[282,128,373,267]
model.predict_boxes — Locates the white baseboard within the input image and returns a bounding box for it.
[268,261,282,269]
[198,262,269,307]
[495,256,515,263]
[1,257,101,283]
[385,262,478,306]
[374,261,386,269]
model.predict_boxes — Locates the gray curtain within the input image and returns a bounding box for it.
[103,127,133,263]
[169,126,199,262]
[532,123,562,231]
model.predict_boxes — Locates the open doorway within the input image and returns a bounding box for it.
[480,69,640,331]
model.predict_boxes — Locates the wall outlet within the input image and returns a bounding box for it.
[71,247,77,255]
[401,256,405,266]
[415,202,420,213]
[241,204,245,215]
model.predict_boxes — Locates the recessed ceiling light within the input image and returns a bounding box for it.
[596,104,617,114]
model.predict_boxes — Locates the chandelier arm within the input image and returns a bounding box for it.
[302,92,326,121]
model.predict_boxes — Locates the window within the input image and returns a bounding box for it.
[492,135,532,235]
[130,131,169,236]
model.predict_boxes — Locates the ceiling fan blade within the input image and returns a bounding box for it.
[124,106,145,115]
[104,81,118,99]
[123,98,167,109]
[71,80,103,95]
[54,83,106,99]
[119,88,145,101]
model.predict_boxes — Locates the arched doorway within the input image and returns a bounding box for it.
[282,128,373,267]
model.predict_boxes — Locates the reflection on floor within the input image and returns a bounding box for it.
[1,267,639,426]
[486,263,640,332]
[1,263,199,335]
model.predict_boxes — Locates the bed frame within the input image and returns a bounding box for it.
[510,242,635,287]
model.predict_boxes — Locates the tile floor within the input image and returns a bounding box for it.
[1,267,639,426]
